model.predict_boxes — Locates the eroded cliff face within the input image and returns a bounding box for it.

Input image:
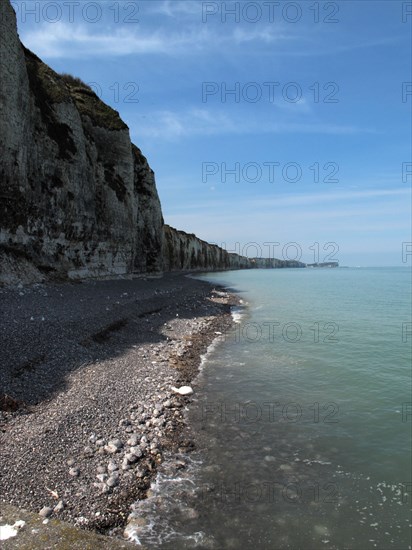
[162,225,252,272]
[162,226,306,271]
[0,0,163,284]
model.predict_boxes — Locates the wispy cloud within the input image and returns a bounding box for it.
[164,188,411,255]
[166,188,411,214]
[20,20,291,59]
[132,108,375,140]
[277,35,404,58]
[149,0,204,18]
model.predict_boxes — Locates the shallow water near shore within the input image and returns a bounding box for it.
[129,267,411,549]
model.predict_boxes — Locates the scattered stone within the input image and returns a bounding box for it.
[93,482,107,494]
[129,446,143,458]
[107,460,118,472]
[125,452,139,464]
[135,468,147,479]
[69,467,80,477]
[39,506,53,518]
[96,473,108,483]
[66,458,75,467]
[127,434,139,446]
[54,500,65,513]
[119,419,131,427]
[105,439,123,453]
[106,475,119,488]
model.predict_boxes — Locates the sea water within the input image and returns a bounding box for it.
[130,267,411,550]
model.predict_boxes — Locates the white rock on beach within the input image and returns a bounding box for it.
[171,386,193,396]
[105,439,123,453]
[0,520,25,540]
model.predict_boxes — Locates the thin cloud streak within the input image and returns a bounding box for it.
[149,0,212,18]
[20,21,292,59]
[134,109,374,140]
[165,188,411,213]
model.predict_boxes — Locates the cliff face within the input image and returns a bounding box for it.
[0,0,163,283]
[162,225,252,271]
[0,0,304,285]
[161,227,306,271]
[250,257,306,268]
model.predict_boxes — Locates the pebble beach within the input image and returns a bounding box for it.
[0,273,240,541]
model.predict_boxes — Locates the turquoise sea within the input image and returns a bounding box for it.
[131,267,412,550]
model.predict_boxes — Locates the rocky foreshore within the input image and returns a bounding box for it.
[0,274,241,543]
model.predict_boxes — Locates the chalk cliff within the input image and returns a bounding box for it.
[162,225,252,271]
[0,0,164,283]
[0,0,304,284]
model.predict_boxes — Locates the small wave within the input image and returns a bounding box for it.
[302,459,332,466]
[199,337,224,370]
[125,453,205,547]
[231,306,245,324]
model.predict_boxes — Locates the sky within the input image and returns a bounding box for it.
[11,0,412,266]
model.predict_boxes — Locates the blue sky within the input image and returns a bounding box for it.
[12,0,411,266]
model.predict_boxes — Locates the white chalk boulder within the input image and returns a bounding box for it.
[171,386,194,396]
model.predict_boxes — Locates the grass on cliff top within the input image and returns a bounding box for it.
[23,48,127,132]
[24,47,71,104]
[61,72,128,131]
[60,73,92,90]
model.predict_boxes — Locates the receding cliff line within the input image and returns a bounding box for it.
[162,225,253,271]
